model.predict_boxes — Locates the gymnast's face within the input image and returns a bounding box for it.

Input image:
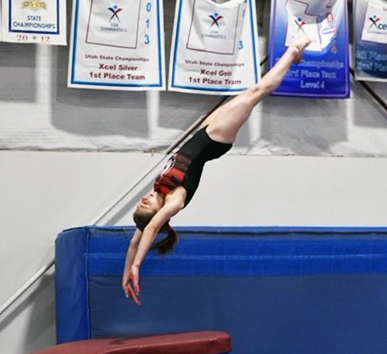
[137,192,163,213]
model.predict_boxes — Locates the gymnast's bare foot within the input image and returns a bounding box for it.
[292,36,311,63]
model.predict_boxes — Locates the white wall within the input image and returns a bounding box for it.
[1,151,387,353]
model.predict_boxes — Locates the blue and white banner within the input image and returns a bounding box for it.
[1,0,67,45]
[354,0,387,81]
[68,0,166,91]
[168,0,260,95]
[269,0,350,98]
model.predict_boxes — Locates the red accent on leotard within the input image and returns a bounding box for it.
[154,153,192,198]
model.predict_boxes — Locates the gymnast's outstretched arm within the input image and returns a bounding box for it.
[122,228,142,303]
[122,191,185,305]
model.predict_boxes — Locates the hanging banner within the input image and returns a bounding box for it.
[354,0,387,82]
[1,0,67,45]
[168,0,260,95]
[268,0,350,98]
[68,0,165,91]
[0,6,2,42]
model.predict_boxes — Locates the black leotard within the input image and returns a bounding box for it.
[154,126,232,207]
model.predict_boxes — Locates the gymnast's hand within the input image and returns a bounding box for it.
[122,265,142,306]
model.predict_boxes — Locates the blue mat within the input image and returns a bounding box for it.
[55,226,387,353]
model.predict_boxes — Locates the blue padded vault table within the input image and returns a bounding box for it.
[55,226,387,354]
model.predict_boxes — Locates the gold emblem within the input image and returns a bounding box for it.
[22,1,47,10]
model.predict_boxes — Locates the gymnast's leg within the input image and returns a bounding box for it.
[202,36,310,144]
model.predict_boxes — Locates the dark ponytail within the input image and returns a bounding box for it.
[150,223,179,254]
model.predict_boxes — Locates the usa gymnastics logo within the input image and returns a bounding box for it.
[209,12,223,30]
[368,15,387,31]
[295,17,307,34]
[108,4,123,22]
[100,3,127,33]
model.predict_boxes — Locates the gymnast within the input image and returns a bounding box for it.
[122,36,311,305]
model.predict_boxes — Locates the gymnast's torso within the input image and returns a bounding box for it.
[154,126,232,207]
